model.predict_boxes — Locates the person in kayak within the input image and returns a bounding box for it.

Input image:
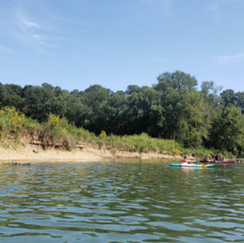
[203,155,210,162]
[215,152,223,161]
[182,155,193,164]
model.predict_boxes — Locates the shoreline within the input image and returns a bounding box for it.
[0,143,180,164]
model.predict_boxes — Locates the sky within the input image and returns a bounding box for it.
[0,0,243,93]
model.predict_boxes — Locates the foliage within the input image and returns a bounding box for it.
[1,70,244,156]
[210,105,244,155]
[94,132,178,154]
[176,90,208,148]
[0,106,25,137]
[155,70,198,91]
[99,130,107,138]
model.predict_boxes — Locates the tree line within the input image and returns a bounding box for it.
[1,70,244,156]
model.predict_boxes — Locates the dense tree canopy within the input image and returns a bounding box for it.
[210,105,244,154]
[1,70,243,155]
[155,71,198,91]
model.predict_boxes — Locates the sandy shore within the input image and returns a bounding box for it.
[0,144,179,164]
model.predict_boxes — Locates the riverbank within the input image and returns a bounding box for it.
[0,143,180,164]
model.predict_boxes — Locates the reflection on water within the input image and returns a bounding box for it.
[0,161,244,242]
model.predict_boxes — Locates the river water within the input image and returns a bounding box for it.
[0,161,244,242]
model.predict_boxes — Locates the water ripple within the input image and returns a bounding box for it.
[0,162,244,242]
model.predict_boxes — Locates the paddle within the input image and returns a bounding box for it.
[176,149,207,169]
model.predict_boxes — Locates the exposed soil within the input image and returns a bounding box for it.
[0,142,180,164]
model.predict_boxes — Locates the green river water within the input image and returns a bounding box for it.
[0,161,244,242]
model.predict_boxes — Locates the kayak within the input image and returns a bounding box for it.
[200,160,235,164]
[170,163,215,168]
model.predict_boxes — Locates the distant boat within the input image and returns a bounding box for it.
[200,160,235,164]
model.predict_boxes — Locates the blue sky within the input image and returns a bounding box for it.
[0,0,243,93]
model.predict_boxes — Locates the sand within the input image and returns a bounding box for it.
[0,143,179,164]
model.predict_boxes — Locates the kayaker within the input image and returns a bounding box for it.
[215,152,223,161]
[218,152,223,161]
[182,155,190,163]
[204,155,210,162]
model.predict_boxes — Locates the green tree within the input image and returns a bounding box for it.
[235,91,244,113]
[210,105,244,155]
[2,95,25,111]
[125,85,140,96]
[201,81,222,106]
[54,86,64,97]
[104,91,128,134]
[81,85,112,134]
[65,95,86,127]
[177,90,209,148]
[151,86,180,139]
[23,84,55,122]
[125,86,159,135]
[220,89,236,107]
[70,89,82,98]
[5,84,22,96]
[49,94,68,117]
[0,83,8,102]
[155,70,198,91]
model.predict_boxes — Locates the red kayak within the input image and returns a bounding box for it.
[200,160,235,164]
